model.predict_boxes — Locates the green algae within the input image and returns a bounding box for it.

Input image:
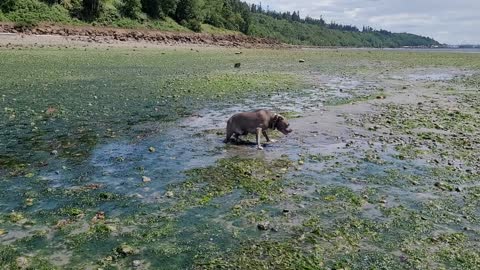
[172,157,293,209]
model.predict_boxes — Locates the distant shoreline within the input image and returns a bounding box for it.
[0,23,477,52]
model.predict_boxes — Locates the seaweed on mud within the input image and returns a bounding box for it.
[171,157,293,208]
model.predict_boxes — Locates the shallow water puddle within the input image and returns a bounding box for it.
[88,77,378,197]
[390,68,472,82]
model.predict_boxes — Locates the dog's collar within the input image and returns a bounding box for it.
[270,114,279,129]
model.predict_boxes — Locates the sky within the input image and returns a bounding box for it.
[244,0,480,45]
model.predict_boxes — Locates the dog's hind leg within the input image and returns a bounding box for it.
[224,130,234,143]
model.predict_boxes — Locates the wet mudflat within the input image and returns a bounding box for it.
[0,47,479,269]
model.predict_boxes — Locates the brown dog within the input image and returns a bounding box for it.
[224,109,292,149]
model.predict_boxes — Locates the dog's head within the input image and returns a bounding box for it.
[273,114,293,135]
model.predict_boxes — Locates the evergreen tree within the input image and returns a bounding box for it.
[82,0,103,20]
[175,0,202,32]
[120,0,142,19]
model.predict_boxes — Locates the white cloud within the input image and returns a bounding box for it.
[244,0,480,44]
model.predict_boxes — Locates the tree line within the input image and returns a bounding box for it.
[0,0,252,33]
[0,0,440,47]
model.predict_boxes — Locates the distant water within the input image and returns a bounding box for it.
[386,48,480,53]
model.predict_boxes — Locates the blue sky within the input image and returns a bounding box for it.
[244,0,480,44]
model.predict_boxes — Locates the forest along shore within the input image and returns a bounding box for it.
[0,23,285,48]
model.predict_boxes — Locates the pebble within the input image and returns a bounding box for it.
[118,244,135,256]
[165,191,174,198]
[257,222,270,231]
[132,260,142,267]
[142,176,152,183]
[50,150,58,156]
[16,257,29,268]
[148,147,156,153]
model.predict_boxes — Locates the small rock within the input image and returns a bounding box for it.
[55,219,70,228]
[50,150,58,156]
[117,244,135,256]
[455,187,462,192]
[132,260,142,267]
[142,176,152,183]
[92,211,105,222]
[16,256,29,269]
[148,147,156,153]
[234,63,241,68]
[299,59,305,63]
[434,123,444,130]
[257,222,270,231]
[282,209,290,213]
[298,160,304,165]
[434,182,453,191]
[25,198,34,206]
[165,191,174,198]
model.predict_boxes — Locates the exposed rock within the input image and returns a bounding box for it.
[133,260,142,268]
[257,222,270,231]
[117,244,135,256]
[16,257,29,269]
[434,182,454,191]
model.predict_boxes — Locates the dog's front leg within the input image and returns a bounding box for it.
[262,131,277,143]
[256,128,263,150]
